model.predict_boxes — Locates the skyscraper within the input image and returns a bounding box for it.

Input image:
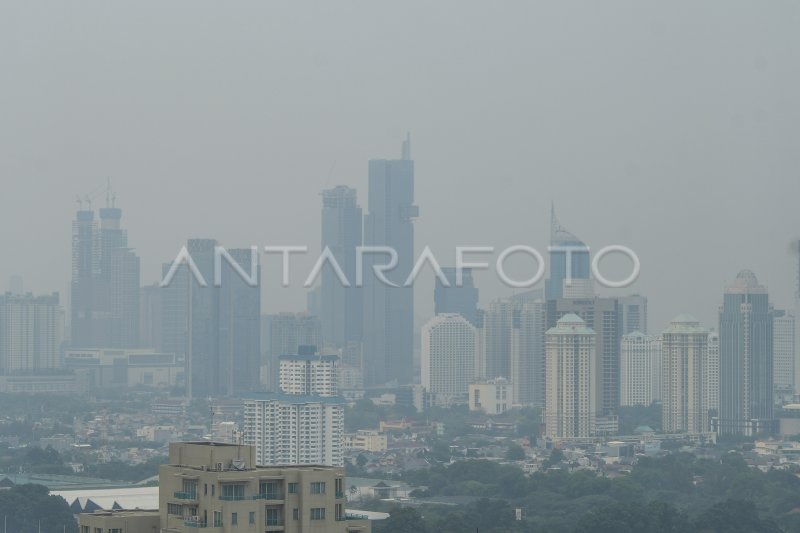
[619,295,648,335]
[0,293,63,373]
[545,314,597,439]
[434,267,479,327]
[511,300,547,407]
[421,314,478,407]
[362,135,418,385]
[707,330,720,414]
[320,186,363,350]
[218,248,262,396]
[718,270,775,436]
[160,240,261,397]
[546,206,590,301]
[773,310,795,402]
[70,199,140,349]
[620,331,661,407]
[483,299,513,380]
[546,297,622,415]
[661,315,709,433]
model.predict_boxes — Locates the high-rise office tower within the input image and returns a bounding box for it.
[160,261,189,366]
[545,314,597,439]
[362,135,418,385]
[185,238,218,398]
[320,186,363,350]
[70,199,140,349]
[0,293,63,373]
[139,283,162,350]
[707,330,720,414]
[546,206,590,301]
[619,295,648,335]
[773,310,795,401]
[70,208,98,348]
[620,332,661,407]
[160,240,261,397]
[266,313,323,390]
[718,270,775,435]
[435,267,480,327]
[108,245,140,348]
[218,248,262,396]
[511,300,547,406]
[421,314,478,407]
[483,299,513,380]
[546,297,621,415]
[661,315,709,433]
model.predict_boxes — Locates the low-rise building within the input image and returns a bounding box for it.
[79,441,372,533]
[344,431,388,453]
[469,378,511,414]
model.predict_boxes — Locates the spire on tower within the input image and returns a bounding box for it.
[401,132,411,160]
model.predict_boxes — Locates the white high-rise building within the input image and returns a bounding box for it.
[706,330,720,413]
[773,311,795,401]
[243,394,344,467]
[545,314,597,439]
[421,314,478,407]
[620,332,661,406]
[279,354,338,397]
[661,315,708,434]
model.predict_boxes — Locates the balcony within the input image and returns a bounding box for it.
[184,520,207,528]
[174,491,197,500]
[219,495,246,501]
[252,492,281,500]
[336,490,345,499]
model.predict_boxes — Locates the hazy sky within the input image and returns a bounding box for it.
[1,1,799,332]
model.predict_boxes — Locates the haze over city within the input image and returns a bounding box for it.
[2,1,799,331]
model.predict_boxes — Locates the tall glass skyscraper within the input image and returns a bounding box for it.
[70,200,140,349]
[718,270,775,436]
[362,136,418,385]
[320,186,363,350]
[546,206,590,300]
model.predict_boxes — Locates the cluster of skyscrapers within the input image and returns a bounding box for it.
[3,139,800,454]
[422,211,798,441]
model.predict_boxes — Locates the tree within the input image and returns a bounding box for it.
[374,506,428,533]
[0,484,78,533]
[505,443,526,461]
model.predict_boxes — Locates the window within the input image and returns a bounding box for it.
[167,503,182,516]
[311,507,326,520]
[213,511,222,527]
[211,484,215,496]
[266,507,281,526]
[108,529,121,533]
[181,479,198,499]
[231,512,238,525]
[259,481,280,499]
[81,528,89,533]
[288,482,299,494]
[293,508,299,520]
[221,483,245,500]
[204,483,208,495]
[249,512,255,524]
[311,481,326,494]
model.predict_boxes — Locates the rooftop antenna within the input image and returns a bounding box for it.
[83,195,92,211]
[75,195,83,210]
